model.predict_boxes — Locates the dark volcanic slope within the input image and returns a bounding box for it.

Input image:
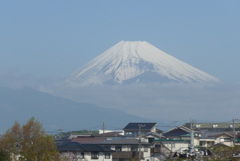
[0,86,150,131]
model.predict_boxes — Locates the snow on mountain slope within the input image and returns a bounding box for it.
[65,41,221,86]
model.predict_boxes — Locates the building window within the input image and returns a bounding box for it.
[91,152,99,159]
[115,146,122,151]
[223,138,231,142]
[80,152,84,159]
[103,145,111,149]
[144,147,148,152]
[131,146,138,152]
[105,153,110,159]
[119,159,128,161]
[155,144,161,148]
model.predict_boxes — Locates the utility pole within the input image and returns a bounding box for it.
[138,124,145,161]
[233,119,235,145]
[138,124,141,161]
[190,119,194,158]
[232,119,239,145]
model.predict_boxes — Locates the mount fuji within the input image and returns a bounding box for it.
[65,41,220,86]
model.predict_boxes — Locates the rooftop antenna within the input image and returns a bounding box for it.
[102,121,105,137]
[58,129,63,139]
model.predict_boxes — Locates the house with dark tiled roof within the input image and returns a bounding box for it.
[163,126,192,139]
[54,136,71,146]
[183,122,238,148]
[57,142,114,161]
[209,133,234,147]
[101,138,151,161]
[123,122,158,137]
[72,137,106,144]
[156,126,200,154]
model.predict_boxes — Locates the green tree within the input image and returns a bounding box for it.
[206,144,240,161]
[0,117,60,161]
[0,121,21,161]
[0,150,9,161]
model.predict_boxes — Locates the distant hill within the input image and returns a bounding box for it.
[0,86,151,132]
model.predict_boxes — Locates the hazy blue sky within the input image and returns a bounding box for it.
[1,1,240,83]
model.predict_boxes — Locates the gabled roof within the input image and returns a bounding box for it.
[94,132,124,137]
[184,123,240,129]
[167,125,191,133]
[154,139,190,142]
[101,138,150,145]
[142,132,164,139]
[54,137,71,146]
[164,126,191,137]
[209,133,234,138]
[123,122,157,131]
[82,144,115,152]
[71,137,106,144]
[57,142,114,152]
[181,134,199,137]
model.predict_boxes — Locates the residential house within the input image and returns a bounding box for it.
[57,142,114,161]
[154,138,189,154]
[209,133,234,147]
[163,126,200,143]
[123,122,158,137]
[163,126,191,139]
[198,137,215,148]
[159,126,200,153]
[151,142,171,161]
[142,132,164,143]
[183,122,240,133]
[101,138,151,161]
[183,122,238,139]
[183,123,238,148]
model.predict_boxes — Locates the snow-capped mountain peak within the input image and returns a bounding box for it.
[65,41,221,86]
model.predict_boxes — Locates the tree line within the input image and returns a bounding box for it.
[0,117,60,161]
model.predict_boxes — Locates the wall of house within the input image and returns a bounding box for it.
[61,152,83,160]
[199,140,215,147]
[61,152,112,161]
[180,137,199,146]
[215,135,234,147]
[85,152,112,161]
[163,142,189,153]
[142,146,151,161]
[194,138,199,146]
[110,145,151,161]
[99,129,124,135]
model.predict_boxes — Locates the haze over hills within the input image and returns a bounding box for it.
[0,86,151,132]
[65,41,221,86]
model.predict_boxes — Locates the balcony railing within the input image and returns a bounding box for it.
[112,151,143,159]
